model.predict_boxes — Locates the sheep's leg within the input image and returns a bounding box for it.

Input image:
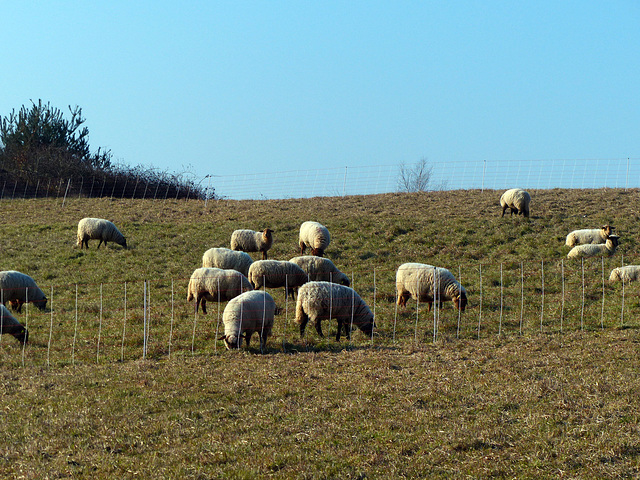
[335,319,342,341]
[501,205,508,217]
[262,251,268,260]
[300,242,306,255]
[201,297,208,315]
[314,317,324,338]
[245,331,252,347]
[344,322,351,341]
[298,314,309,338]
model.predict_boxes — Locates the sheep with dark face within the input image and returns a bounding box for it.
[299,221,331,257]
[230,229,274,260]
[77,218,127,249]
[0,271,47,313]
[219,290,275,350]
[567,235,620,259]
[295,281,374,341]
[186,267,253,314]
[395,263,467,311]
[565,225,614,247]
[500,188,531,218]
[0,305,28,344]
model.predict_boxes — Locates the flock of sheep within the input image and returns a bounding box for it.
[0,192,636,350]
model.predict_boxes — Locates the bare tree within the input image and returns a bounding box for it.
[397,158,433,192]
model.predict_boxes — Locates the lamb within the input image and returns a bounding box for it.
[230,228,274,260]
[395,263,468,311]
[77,217,127,249]
[247,260,308,298]
[500,188,531,218]
[567,235,620,259]
[299,221,331,256]
[609,265,640,283]
[289,256,350,286]
[202,247,253,277]
[0,305,28,344]
[295,281,374,341]
[186,267,253,314]
[0,270,48,313]
[565,225,614,247]
[219,290,275,350]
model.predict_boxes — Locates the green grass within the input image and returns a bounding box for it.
[1,189,640,478]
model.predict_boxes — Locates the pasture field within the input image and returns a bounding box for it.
[1,189,640,478]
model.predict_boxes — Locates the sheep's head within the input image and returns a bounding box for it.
[311,248,324,257]
[219,333,246,350]
[262,229,274,241]
[13,327,28,345]
[453,292,468,312]
[602,225,615,236]
[35,297,47,311]
[607,235,620,248]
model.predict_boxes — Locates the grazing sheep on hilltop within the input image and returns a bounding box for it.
[565,225,614,247]
[295,281,374,341]
[202,247,253,277]
[567,235,620,259]
[609,265,640,283]
[186,267,253,314]
[500,188,531,218]
[289,256,350,286]
[219,290,275,350]
[0,271,47,313]
[396,263,467,311]
[299,221,331,257]
[247,260,308,298]
[0,305,28,344]
[77,218,127,249]
[230,229,274,260]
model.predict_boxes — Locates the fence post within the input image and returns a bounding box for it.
[477,264,483,339]
[601,257,605,330]
[540,260,544,332]
[581,259,585,331]
[47,285,53,368]
[457,265,462,339]
[97,283,103,363]
[561,260,565,332]
[73,285,78,365]
[121,282,127,362]
[499,263,503,336]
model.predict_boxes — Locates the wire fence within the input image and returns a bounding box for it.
[0,157,637,202]
[1,256,638,366]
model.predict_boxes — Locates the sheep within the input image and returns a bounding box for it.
[230,228,274,260]
[500,188,531,218]
[295,281,374,341]
[609,265,640,283]
[565,225,614,247]
[186,267,253,314]
[77,217,127,249]
[0,270,47,313]
[219,290,275,350]
[0,305,28,344]
[247,260,308,298]
[299,221,331,257]
[289,255,350,286]
[567,235,620,259]
[395,263,467,311]
[202,247,253,277]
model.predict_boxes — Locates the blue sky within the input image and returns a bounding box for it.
[2,1,639,189]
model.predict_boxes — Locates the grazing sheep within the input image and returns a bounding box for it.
[609,265,640,283]
[0,305,28,344]
[295,281,374,341]
[219,290,275,350]
[202,247,253,277]
[299,221,331,256]
[247,260,308,298]
[565,225,614,247]
[77,217,127,249]
[289,256,350,286]
[0,271,47,313]
[567,235,620,259]
[395,263,467,311]
[230,228,274,260]
[500,188,531,218]
[186,267,253,314]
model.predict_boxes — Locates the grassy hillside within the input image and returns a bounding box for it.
[1,189,640,478]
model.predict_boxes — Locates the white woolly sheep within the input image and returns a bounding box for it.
[565,225,614,247]
[0,270,47,313]
[609,265,640,283]
[395,263,468,311]
[500,188,531,218]
[567,235,620,259]
[219,290,275,350]
[202,247,253,277]
[247,260,308,298]
[295,281,374,341]
[186,267,253,314]
[0,305,28,344]
[299,221,331,257]
[230,228,274,260]
[77,217,127,249]
[289,255,350,286]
